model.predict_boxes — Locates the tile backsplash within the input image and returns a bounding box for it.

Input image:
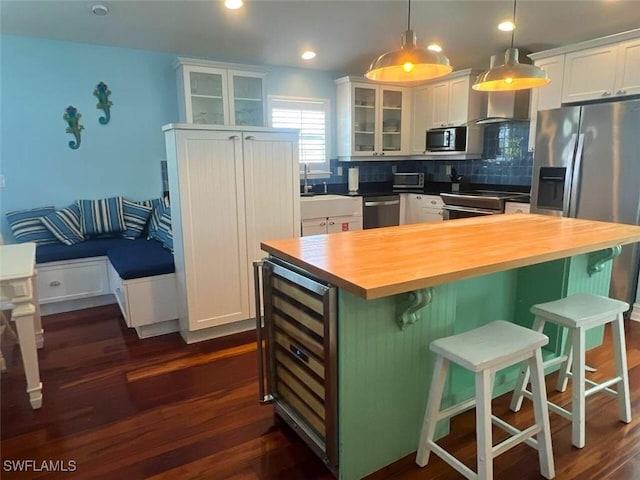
[306,121,533,187]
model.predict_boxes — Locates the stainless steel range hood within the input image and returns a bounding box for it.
[476,89,531,124]
[475,54,531,124]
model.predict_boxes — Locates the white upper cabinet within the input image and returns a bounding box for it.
[410,84,431,154]
[528,54,566,152]
[562,37,640,103]
[423,71,484,129]
[336,77,411,159]
[176,58,266,127]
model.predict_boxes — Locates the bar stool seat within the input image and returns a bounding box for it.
[510,293,631,449]
[416,320,555,480]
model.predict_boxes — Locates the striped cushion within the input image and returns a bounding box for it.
[121,199,153,239]
[6,206,60,244]
[40,204,85,246]
[145,197,170,240]
[149,206,173,252]
[77,197,126,236]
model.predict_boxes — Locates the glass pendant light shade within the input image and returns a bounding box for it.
[365,30,452,83]
[472,48,550,91]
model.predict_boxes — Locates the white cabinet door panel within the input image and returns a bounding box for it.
[173,130,250,330]
[563,45,618,103]
[616,38,640,96]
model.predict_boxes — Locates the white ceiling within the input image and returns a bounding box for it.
[2,0,640,76]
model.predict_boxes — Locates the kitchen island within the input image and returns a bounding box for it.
[260,214,640,480]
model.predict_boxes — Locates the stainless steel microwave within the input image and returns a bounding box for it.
[426,126,467,152]
[393,172,424,189]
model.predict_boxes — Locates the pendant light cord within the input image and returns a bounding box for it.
[407,0,411,30]
[510,0,517,48]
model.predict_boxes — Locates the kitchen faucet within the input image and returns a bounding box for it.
[302,163,314,196]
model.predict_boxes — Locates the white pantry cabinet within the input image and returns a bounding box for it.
[562,37,640,103]
[335,77,411,159]
[175,57,267,127]
[400,194,444,224]
[164,125,299,338]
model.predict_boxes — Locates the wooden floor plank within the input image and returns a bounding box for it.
[2,304,640,479]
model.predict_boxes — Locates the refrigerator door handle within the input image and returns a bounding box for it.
[568,133,585,218]
[562,134,578,217]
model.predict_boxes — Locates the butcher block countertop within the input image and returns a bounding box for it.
[261,214,640,300]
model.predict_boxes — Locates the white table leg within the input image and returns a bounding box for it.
[31,274,44,349]
[13,309,43,409]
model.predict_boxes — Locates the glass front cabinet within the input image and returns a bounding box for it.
[176,58,266,127]
[336,77,411,159]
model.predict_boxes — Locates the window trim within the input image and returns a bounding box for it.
[267,95,331,178]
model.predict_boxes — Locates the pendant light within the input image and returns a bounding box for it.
[365,0,452,83]
[472,0,550,91]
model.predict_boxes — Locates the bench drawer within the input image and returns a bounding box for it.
[37,258,110,304]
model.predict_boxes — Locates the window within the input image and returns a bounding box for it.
[269,96,330,175]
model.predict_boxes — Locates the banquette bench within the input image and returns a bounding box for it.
[36,238,179,338]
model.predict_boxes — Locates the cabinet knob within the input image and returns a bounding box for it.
[380,152,385,156]
[616,89,627,95]
[49,280,61,287]
[440,123,446,127]
[320,222,326,226]
[430,200,437,205]
[438,211,443,216]
[228,135,240,140]
[373,152,378,156]
[329,221,335,225]
[245,135,256,140]
[416,195,422,199]
[447,123,454,127]
[602,91,612,97]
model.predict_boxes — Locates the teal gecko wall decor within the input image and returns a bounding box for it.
[93,81,112,125]
[63,105,84,150]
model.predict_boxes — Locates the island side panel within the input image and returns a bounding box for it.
[337,283,457,480]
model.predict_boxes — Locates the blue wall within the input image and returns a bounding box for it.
[0,35,339,242]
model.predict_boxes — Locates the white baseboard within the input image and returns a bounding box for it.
[180,318,255,344]
[40,294,115,316]
[631,302,640,322]
[135,319,180,339]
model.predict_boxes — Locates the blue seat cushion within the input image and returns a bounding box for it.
[36,238,137,264]
[107,239,175,280]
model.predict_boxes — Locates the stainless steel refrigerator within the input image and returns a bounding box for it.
[531,99,640,307]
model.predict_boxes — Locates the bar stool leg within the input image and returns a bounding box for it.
[555,330,573,393]
[510,317,545,412]
[476,369,493,480]
[528,348,555,479]
[572,327,586,448]
[416,356,449,467]
[611,313,631,424]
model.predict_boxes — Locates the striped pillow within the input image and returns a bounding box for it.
[145,197,170,240]
[77,197,126,236]
[121,199,153,239]
[40,204,85,246]
[149,206,173,252]
[6,206,60,244]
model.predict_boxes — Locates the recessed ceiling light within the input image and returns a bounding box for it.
[224,0,244,10]
[91,4,109,16]
[427,44,442,53]
[301,51,316,60]
[498,21,516,32]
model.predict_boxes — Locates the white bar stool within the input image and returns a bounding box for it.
[416,320,555,480]
[510,293,631,449]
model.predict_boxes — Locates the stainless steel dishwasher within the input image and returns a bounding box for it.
[363,194,400,229]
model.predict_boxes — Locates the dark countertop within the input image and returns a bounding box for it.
[302,181,531,202]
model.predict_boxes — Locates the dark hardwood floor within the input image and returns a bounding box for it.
[2,304,640,479]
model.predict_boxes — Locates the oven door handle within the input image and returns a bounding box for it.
[442,205,502,215]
